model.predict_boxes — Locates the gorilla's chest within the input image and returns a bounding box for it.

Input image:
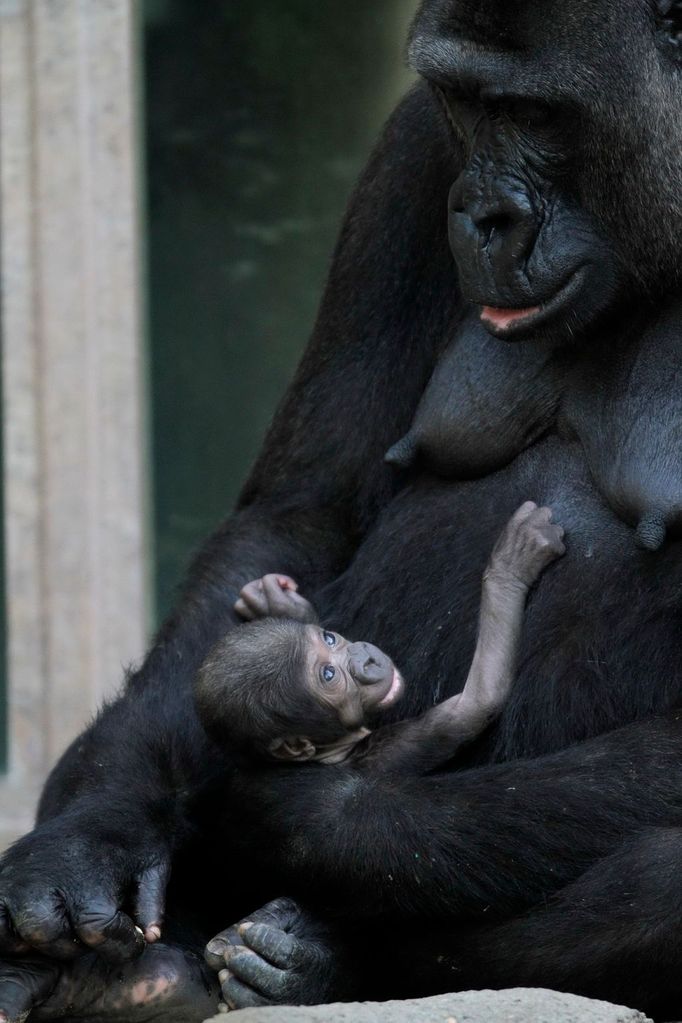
[387,303,682,553]
[317,306,682,760]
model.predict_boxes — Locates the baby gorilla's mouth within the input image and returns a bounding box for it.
[378,669,404,709]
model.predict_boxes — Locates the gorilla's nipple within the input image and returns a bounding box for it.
[635,511,667,552]
[385,432,418,470]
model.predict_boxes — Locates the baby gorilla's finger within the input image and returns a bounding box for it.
[512,501,538,522]
[238,580,270,617]
[239,922,297,969]
[220,971,271,1011]
[262,575,296,614]
[531,505,554,523]
[222,948,287,999]
[0,957,60,1023]
[276,576,298,591]
[233,598,256,621]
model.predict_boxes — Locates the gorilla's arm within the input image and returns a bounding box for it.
[229,713,682,921]
[211,717,682,1011]
[0,83,459,968]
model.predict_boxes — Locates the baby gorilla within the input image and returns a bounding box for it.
[194,503,566,770]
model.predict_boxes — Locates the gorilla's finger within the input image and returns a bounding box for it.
[12,897,79,960]
[262,575,292,613]
[206,898,301,973]
[512,501,537,521]
[72,897,144,962]
[220,972,271,1011]
[532,506,553,522]
[239,579,268,610]
[276,576,298,591]
[239,922,297,969]
[247,897,301,930]
[222,949,287,998]
[233,598,256,621]
[134,861,169,942]
[0,903,28,955]
[0,957,60,1023]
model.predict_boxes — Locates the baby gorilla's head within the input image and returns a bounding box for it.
[194,619,404,763]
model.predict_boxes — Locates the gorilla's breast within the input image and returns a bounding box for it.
[386,298,682,555]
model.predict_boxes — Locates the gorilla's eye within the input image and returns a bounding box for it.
[504,99,553,131]
[321,665,336,684]
[322,630,337,647]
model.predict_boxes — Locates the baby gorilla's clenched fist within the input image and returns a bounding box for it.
[485,502,566,590]
[234,574,318,624]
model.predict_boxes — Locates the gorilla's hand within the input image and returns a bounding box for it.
[204,898,338,1011]
[0,814,169,964]
[234,576,318,624]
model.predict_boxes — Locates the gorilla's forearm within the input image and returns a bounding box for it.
[233,712,682,921]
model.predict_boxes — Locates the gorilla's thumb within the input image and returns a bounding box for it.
[134,860,170,943]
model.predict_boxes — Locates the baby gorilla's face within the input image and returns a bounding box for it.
[302,625,404,731]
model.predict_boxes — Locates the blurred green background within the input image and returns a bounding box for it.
[144,0,416,619]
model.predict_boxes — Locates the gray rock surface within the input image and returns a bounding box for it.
[204,988,653,1022]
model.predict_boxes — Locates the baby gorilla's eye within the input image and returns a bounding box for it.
[322,631,337,647]
[321,665,336,683]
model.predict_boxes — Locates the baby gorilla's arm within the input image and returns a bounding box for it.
[234,574,319,624]
[361,503,565,774]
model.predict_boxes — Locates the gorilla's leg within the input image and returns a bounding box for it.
[448,827,682,1019]
[0,944,219,1023]
[207,832,682,1017]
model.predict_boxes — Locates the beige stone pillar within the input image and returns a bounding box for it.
[0,0,149,849]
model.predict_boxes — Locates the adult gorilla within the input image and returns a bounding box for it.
[3,0,682,1020]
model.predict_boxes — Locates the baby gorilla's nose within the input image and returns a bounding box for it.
[348,642,391,685]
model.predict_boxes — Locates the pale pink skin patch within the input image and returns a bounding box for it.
[480,305,541,330]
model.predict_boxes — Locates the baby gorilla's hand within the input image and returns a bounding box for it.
[234,575,317,623]
[486,502,566,590]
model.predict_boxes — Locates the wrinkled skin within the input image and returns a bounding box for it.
[4,0,682,1020]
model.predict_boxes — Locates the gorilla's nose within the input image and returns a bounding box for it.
[348,642,391,685]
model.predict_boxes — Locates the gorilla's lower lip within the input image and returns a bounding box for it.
[479,267,587,339]
[378,669,404,708]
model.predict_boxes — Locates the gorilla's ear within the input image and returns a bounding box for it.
[268,736,317,761]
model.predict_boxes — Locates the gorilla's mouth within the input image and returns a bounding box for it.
[378,669,404,709]
[480,266,587,340]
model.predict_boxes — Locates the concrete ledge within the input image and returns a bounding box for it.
[204,989,652,1023]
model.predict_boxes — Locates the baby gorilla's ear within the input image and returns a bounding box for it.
[268,736,317,762]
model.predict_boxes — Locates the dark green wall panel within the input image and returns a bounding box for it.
[144,0,415,618]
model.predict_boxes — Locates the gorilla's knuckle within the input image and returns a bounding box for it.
[15,906,63,944]
[74,908,120,945]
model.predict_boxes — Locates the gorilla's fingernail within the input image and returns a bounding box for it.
[218,1003,229,1014]
[219,969,229,983]
[207,939,227,956]
[146,925,162,942]
[238,921,253,933]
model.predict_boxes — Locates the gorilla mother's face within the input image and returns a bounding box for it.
[409,0,682,342]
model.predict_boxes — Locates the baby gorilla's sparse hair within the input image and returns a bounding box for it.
[194,618,345,757]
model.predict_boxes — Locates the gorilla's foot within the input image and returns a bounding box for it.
[23,944,219,1023]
